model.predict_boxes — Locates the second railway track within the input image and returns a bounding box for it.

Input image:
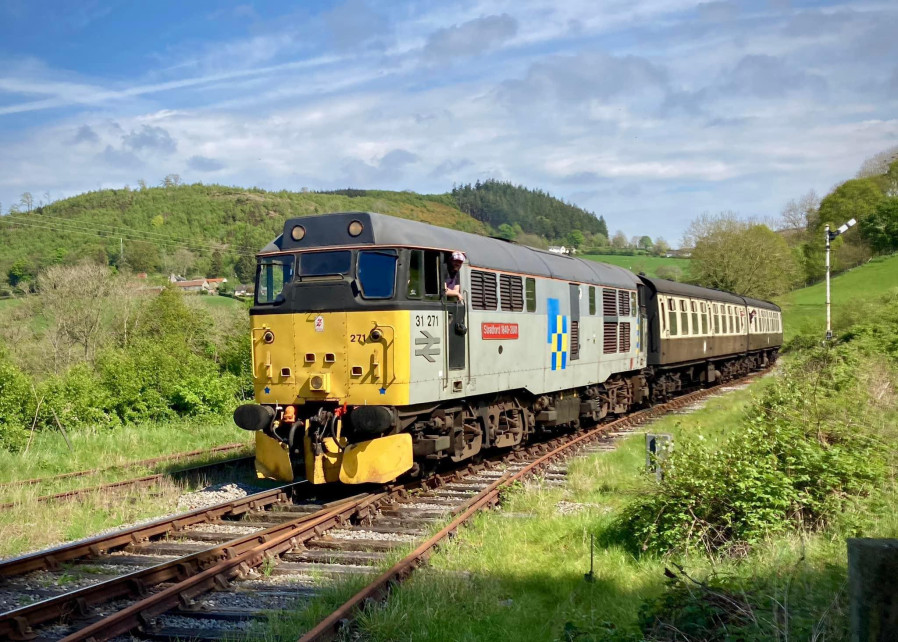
[0,371,768,642]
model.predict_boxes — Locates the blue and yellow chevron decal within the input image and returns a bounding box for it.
[547,298,568,371]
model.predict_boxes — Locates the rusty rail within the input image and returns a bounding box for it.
[0,455,255,512]
[0,481,297,578]
[0,442,252,489]
[298,373,768,641]
[54,493,387,642]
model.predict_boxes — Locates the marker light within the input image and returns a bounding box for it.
[291,225,306,241]
[348,220,364,237]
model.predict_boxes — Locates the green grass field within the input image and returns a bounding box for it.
[581,253,692,279]
[777,253,898,341]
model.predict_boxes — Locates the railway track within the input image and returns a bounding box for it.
[0,455,256,513]
[0,371,767,641]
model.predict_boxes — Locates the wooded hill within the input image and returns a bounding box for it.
[0,181,607,290]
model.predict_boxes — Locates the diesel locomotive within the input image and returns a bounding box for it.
[233,212,782,485]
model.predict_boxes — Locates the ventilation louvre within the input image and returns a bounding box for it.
[603,322,618,353]
[602,289,617,316]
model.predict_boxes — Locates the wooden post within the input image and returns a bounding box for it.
[848,538,898,641]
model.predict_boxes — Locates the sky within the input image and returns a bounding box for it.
[0,0,896,246]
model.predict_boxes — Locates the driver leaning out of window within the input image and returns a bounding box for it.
[444,251,465,299]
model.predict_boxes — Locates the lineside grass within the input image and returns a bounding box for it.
[0,418,252,509]
[777,253,898,341]
[0,464,266,559]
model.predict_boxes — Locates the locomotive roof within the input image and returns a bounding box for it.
[639,276,781,311]
[261,211,641,290]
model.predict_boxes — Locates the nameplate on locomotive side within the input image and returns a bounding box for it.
[481,323,519,340]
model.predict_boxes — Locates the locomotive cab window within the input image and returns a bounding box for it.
[298,250,351,280]
[256,255,295,304]
[406,250,443,300]
[358,250,398,299]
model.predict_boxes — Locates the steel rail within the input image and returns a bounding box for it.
[298,372,769,641]
[0,488,364,641]
[0,443,252,490]
[0,455,255,512]
[0,482,298,578]
[55,493,388,642]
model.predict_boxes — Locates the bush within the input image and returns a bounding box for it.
[38,364,120,430]
[610,338,889,557]
[0,351,32,451]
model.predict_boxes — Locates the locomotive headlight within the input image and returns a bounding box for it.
[309,374,330,391]
[262,330,275,344]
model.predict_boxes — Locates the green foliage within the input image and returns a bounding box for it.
[610,304,896,556]
[860,197,898,253]
[452,179,608,241]
[6,258,31,288]
[0,351,31,451]
[819,178,883,232]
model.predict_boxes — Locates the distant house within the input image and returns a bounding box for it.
[206,278,228,290]
[172,278,210,293]
[235,284,255,298]
[548,245,570,255]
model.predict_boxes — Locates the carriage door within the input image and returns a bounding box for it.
[569,283,580,361]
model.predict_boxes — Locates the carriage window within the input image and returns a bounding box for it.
[680,300,689,334]
[714,309,720,334]
[256,255,295,304]
[691,301,699,334]
[358,250,397,299]
[589,287,596,316]
[661,301,667,331]
[525,277,536,312]
[669,306,678,335]
[299,250,351,278]
[701,307,708,335]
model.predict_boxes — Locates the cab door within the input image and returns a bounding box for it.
[444,262,467,371]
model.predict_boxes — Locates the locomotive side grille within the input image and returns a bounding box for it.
[619,322,631,352]
[602,289,617,316]
[618,291,630,316]
[603,322,618,353]
[570,321,580,359]
[471,270,498,310]
[499,274,524,312]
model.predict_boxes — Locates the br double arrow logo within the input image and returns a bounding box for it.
[414,330,441,362]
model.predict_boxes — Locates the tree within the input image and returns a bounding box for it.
[20,192,33,213]
[497,223,516,241]
[565,229,585,250]
[685,212,799,298]
[611,230,628,249]
[234,253,256,284]
[859,198,898,254]
[172,248,196,277]
[123,241,161,273]
[7,259,31,288]
[857,145,898,179]
[208,250,224,278]
[37,262,115,367]
[638,236,653,250]
[779,190,820,232]
[162,174,181,188]
[653,238,670,256]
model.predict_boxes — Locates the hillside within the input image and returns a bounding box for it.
[0,185,486,288]
[777,253,898,340]
[0,183,611,289]
[580,253,692,280]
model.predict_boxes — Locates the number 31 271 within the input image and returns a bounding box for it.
[415,314,439,327]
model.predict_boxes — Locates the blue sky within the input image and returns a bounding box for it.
[1,0,896,245]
